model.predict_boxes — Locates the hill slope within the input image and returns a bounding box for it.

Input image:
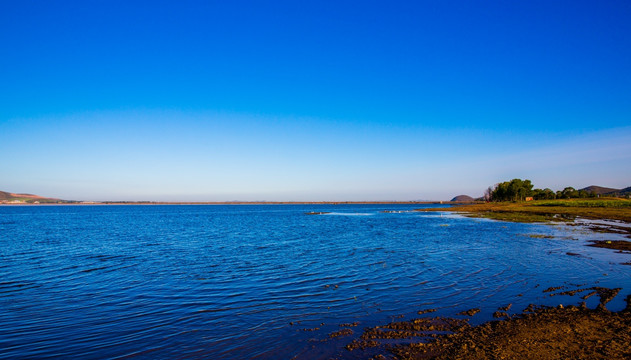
[614,187,631,196]
[579,185,631,197]
[0,191,12,201]
[451,195,475,202]
[0,190,61,203]
[581,185,620,195]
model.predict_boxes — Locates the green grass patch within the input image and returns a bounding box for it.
[532,198,631,208]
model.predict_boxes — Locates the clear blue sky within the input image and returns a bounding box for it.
[1,0,630,201]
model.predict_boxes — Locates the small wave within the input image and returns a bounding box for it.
[81,266,109,273]
[417,212,466,219]
[0,280,41,294]
[323,212,374,216]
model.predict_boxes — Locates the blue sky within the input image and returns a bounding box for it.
[1,1,630,201]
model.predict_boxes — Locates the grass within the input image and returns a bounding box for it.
[532,198,631,208]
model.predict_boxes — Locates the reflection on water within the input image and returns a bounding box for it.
[0,204,629,359]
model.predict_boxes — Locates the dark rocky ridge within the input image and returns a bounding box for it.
[581,185,631,196]
[581,185,621,195]
[450,195,475,202]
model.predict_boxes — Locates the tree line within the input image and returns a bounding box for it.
[484,179,597,202]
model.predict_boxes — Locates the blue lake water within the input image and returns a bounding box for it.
[1,204,629,359]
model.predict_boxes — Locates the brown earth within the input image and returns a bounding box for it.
[392,304,631,359]
[588,240,631,252]
[343,288,631,360]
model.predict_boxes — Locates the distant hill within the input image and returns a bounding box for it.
[613,187,631,196]
[580,185,620,195]
[451,195,474,202]
[0,190,61,203]
[576,185,631,197]
[0,191,11,201]
[579,185,631,197]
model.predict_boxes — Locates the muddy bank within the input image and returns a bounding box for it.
[392,303,631,359]
[416,203,631,265]
[588,239,631,252]
[340,286,631,359]
[416,201,631,226]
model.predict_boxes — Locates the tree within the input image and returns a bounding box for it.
[542,188,556,199]
[484,186,494,202]
[490,179,534,202]
[532,188,555,200]
[561,187,578,199]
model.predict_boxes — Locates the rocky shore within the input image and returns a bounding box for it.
[339,286,631,359]
[331,201,631,359]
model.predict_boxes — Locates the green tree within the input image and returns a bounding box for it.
[542,188,556,199]
[490,179,534,202]
[532,188,555,200]
[561,187,578,199]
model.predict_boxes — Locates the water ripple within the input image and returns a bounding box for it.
[0,204,629,359]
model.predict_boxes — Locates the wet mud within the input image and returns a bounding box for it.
[457,308,480,317]
[587,239,631,252]
[329,328,354,339]
[587,240,631,264]
[337,286,631,359]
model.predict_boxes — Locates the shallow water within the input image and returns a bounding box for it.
[0,204,629,359]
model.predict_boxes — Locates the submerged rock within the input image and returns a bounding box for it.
[458,308,481,316]
[342,285,631,360]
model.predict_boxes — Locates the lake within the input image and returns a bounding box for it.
[1,204,629,359]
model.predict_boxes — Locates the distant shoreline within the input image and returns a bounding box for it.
[1,200,466,206]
